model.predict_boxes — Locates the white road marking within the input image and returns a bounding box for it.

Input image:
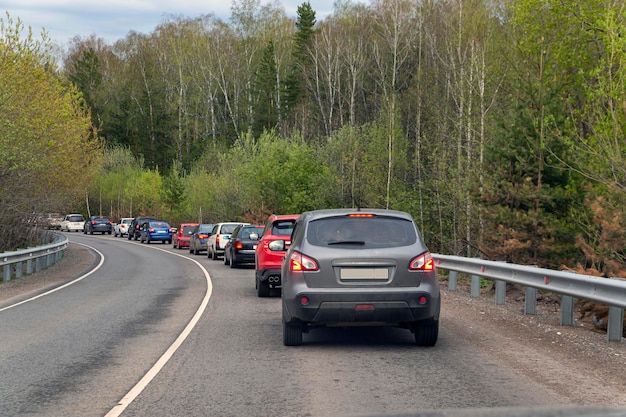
[105,244,213,417]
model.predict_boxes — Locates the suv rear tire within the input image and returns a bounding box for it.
[413,318,439,347]
[283,318,303,346]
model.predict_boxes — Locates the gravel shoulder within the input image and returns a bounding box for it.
[1,245,625,405]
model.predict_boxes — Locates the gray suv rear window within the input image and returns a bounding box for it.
[306,216,417,248]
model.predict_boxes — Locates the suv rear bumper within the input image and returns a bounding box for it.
[283,290,440,324]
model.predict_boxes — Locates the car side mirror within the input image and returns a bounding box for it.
[268,240,285,251]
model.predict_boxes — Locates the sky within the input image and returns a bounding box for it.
[2,0,339,46]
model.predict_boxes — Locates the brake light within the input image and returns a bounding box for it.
[235,240,243,250]
[347,213,375,217]
[198,233,208,239]
[289,251,318,272]
[216,235,220,246]
[410,252,435,271]
[149,228,155,233]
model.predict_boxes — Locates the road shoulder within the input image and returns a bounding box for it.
[0,243,96,304]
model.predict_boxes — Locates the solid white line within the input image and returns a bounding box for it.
[105,245,213,417]
[0,242,104,313]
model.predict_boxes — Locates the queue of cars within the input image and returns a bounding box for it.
[50,208,441,347]
[178,209,440,347]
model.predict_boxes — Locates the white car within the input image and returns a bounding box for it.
[207,222,248,260]
[114,217,134,237]
[61,214,85,232]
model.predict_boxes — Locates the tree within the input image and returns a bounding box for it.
[0,12,101,250]
[252,40,279,136]
[283,2,317,138]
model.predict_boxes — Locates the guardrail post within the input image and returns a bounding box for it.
[607,306,624,342]
[495,280,506,305]
[15,261,23,278]
[471,275,481,298]
[26,259,33,275]
[560,295,574,326]
[35,257,43,272]
[607,278,625,342]
[3,264,10,282]
[525,287,537,315]
[448,270,458,291]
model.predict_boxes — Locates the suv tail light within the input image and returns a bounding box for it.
[289,251,318,272]
[410,252,435,271]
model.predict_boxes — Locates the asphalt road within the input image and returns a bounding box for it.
[1,234,625,417]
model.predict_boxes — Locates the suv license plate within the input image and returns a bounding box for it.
[340,268,388,280]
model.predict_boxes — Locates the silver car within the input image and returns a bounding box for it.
[279,208,440,346]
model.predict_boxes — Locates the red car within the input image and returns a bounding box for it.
[172,222,199,249]
[254,214,299,297]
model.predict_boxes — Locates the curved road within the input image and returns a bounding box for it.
[1,234,624,416]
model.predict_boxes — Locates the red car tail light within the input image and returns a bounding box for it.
[409,252,435,271]
[149,228,155,233]
[289,251,318,272]
[235,240,243,250]
[198,233,208,239]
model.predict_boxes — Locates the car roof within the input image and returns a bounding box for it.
[299,208,412,221]
[270,214,300,222]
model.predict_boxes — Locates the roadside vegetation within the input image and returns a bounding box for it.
[2,0,626,283]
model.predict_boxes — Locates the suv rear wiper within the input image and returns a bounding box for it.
[327,240,365,246]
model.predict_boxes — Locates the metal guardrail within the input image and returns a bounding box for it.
[433,254,626,342]
[0,232,68,282]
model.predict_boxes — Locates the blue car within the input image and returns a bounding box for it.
[139,220,173,244]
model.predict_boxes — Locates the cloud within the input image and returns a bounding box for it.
[2,0,338,45]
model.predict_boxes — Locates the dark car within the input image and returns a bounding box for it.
[83,215,113,235]
[223,224,264,268]
[139,220,173,244]
[173,222,199,249]
[279,208,440,347]
[254,214,299,297]
[188,224,215,255]
[127,216,157,240]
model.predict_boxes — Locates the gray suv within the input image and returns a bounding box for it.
[279,208,440,346]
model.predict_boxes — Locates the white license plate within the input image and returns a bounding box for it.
[340,268,388,280]
[157,230,165,233]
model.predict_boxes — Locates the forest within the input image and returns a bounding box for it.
[2,0,626,278]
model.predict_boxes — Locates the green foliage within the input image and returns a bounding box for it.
[0,12,101,250]
[7,0,626,279]
[252,40,279,137]
[161,162,187,219]
[283,2,316,116]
